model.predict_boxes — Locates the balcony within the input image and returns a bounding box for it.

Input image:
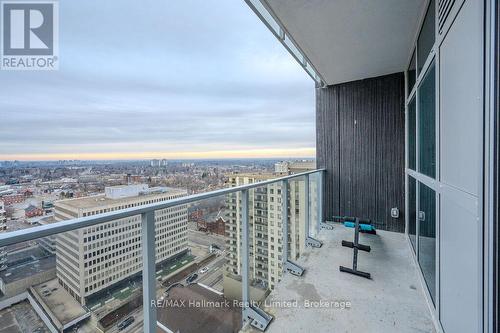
[0,0,496,332]
[0,169,327,333]
[244,226,435,333]
[0,168,441,333]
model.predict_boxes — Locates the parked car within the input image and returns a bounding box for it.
[209,244,221,253]
[117,317,134,331]
[186,273,198,283]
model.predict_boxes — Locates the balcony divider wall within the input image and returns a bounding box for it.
[316,72,405,232]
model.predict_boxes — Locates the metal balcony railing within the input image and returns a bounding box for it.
[0,169,324,332]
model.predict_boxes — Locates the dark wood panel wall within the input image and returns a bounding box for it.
[316,72,406,232]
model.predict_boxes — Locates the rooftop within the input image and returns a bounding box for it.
[56,185,187,210]
[0,246,55,285]
[32,278,89,328]
[244,224,435,333]
[228,172,278,180]
[24,205,40,212]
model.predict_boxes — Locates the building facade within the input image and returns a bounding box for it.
[0,201,7,271]
[0,201,6,232]
[25,205,44,218]
[225,166,315,290]
[0,194,24,206]
[54,184,188,304]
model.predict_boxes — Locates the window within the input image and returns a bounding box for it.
[418,182,436,304]
[408,97,417,170]
[408,49,416,94]
[417,0,435,75]
[418,61,436,178]
[405,0,437,302]
[408,176,417,252]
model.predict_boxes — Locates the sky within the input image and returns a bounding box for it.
[0,0,315,161]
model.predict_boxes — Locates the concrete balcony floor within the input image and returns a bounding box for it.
[246,224,436,333]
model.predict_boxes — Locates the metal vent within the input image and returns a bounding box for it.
[438,0,455,33]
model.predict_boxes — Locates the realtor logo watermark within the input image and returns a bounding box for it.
[1,0,58,70]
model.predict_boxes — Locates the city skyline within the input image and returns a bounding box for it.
[0,148,316,162]
[0,0,315,161]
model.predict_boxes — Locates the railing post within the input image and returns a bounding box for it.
[241,189,250,324]
[281,180,289,262]
[317,170,333,232]
[141,211,157,333]
[241,188,272,331]
[304,174,310,244]
[317,171,324,234]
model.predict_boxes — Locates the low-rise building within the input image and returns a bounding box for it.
[0,194,24,206]
[25,205,44,218]
[0,246,56,298]
[196,210,226,236]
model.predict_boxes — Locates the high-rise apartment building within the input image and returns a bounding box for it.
[150,159,168,167]
[54,184,188,305]
[225,162,315,290]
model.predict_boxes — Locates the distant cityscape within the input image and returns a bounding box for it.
[0,158,315,333]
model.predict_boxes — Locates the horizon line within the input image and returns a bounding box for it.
[0,147,316,162]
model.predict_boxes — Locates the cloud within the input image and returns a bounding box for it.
[0,0,315,159]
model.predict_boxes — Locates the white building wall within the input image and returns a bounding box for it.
[54,187,188,304]
[226,173,309,290]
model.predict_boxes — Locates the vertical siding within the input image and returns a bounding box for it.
[316,72,405,232]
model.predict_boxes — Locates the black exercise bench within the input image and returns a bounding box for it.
[335,216,375,279]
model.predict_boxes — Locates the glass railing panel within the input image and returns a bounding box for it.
[287,177,306,263]
[80,217,145,333]
[156,193,242,333]
[309,172,320,238]
[250,185,270,292]
[0,169,323,332]
[0,217,145,333]
[265,181,282,291]
[224,188,246,309]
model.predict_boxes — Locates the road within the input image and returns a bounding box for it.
[100,231,226,332]
[195,254,226,292]
[104,307,143,333]
[187,230,225,249]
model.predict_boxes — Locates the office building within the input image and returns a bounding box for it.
[54,184,188,305]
